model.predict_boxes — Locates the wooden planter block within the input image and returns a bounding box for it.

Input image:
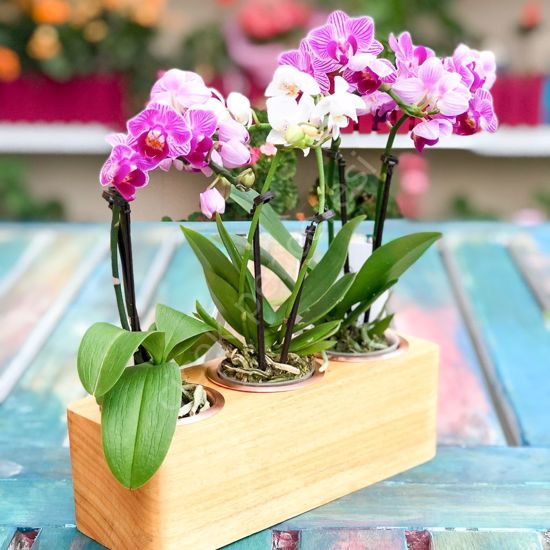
[67,335,439,550]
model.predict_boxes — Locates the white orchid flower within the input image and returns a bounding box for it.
[266,94,322,155]
[313,76,366,139]
[265,66,321,99]
[227,92,253,126]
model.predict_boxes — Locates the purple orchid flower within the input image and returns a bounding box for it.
[127,103,191,169]
[150,69,212,112]
[306,10,382,70]
[279,39,333,92]
[392,57,471,117]
[344,54,396,95]
[411,118,453,152]
[444,44,497,92]
[389,32,434,78]
[100,144,149,202]
[218,118,250,144]
[182,108,218,170]
[454,88,498,136]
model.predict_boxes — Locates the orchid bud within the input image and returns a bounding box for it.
[216,177,232,199]
[227,92,253,126]
[285,124,305,147]
[200,187,226,219]
[237,168,256,188]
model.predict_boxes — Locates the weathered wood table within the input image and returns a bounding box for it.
[0,221,549,550]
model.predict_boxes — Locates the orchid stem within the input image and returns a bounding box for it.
[325,138,340,246]
[109,202,130,332]
[372,113,408,245]
[239,152,281,343]
[279,147,326,346]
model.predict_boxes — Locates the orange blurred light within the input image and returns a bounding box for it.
[31,0,71,24]
[0,47,21,82]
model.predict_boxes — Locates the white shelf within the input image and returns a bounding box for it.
[340,125,550,157]
[0,122,549,157]
[0,123,113,154]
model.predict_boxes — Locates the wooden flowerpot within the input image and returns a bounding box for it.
[67,335,439,550]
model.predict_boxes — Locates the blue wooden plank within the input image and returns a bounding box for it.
[34,527,105,550]
[0,231,33,288]
[431,530,544,550]
[389,244,505,445]
[0,226,173,447]
[299,529,407,549]
[0,527,15,550]
[274,447,550,531]
[451,236,550,445]
[220,529,273,550]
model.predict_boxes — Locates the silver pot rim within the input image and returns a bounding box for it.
[327,331,408,362]
[176,385,225,426]
[206,360,324,393]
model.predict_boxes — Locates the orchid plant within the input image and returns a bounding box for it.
[80,8,499,490]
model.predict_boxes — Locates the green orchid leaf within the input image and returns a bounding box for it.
[101,361,181,490]
[230,187,305,263]
[299,272,356,326]
[155,304,213,361]
[77,323,164,397]
[288,320,341,353]
[215,213,244,271]
[194,301,243,350]
[291,339,337,357]
[337,232,441,315]
[172,332,218,365]
[232,234,295,291]
[181,225,240,290]
[368,313,395,337]
[300,215,365,312]
[204,269,255,341]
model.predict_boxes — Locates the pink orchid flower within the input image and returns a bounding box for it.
[445,44,497,92]
[411,118,453,152]
[279,39,332,92]
[454,88,498,136]
[127,103,192,169]
[100,144,149,202]
[306,10,382,70]
[200,187,226,218]
[389,31,434,78]
[392,57,470,117]
[344,53,396,95]
[150,69,212,112]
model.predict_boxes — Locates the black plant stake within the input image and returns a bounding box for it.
[103,187,149,365]
[251,191,275,371]
[280,210,335,364]
[372,154,399,252]
[365,154,399,324]
[337,154,351,274]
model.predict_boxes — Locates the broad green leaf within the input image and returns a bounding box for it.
[204,269,255,341]
[155,304,213,361]
[299,273,356,326]
[230,187,305,262]
[369,313,394,337]
[300,215,365,312]
[215,214,247,274]
[336,232,441,315]
[288,320,341,353]
[77,323,164,397]
[194,301,243,350]
[172,332,218,365]
[292,340,337,357]
[181,225,240,290]
[101,361,181,489]
[232,234,295,291]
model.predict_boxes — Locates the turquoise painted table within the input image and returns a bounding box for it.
[0,221,549,550]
